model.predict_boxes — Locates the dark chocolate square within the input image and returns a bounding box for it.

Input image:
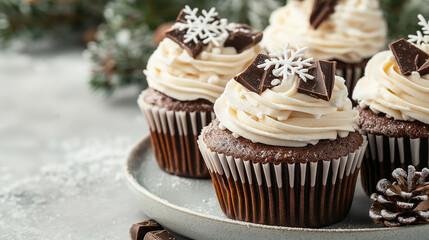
[234,54,270,94]
[224,24,263,53]
[389,38,429,76]
[310,0,338,29]
[417,59,429,76]
[165,29,205,58]
[298,60,336,101]
[130,220,164,240]
[143,230,178,240]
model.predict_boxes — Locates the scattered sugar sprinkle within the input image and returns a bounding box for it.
[410,71,421,80]
[270,79,280,86]
[183,198,221,216]
[0,137,133,240]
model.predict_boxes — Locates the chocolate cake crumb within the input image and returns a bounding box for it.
[357,106,429,138]
[141,87,213,112]
[202,119,363,164]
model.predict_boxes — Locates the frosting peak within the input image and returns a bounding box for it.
[145,6,263,103]
[215,73,359,147]
[353,47,429,124]
[145,38,261,103]
[262,0,387,62]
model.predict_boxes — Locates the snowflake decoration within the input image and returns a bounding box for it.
[258,44,314,82]
[172,6,234,47]
[408,14,429,46]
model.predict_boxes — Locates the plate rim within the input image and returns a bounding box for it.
[124,135,426,234]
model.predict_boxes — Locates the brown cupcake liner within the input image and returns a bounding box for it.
[335,64,366,98]
[198,136,367,227]
[139,100,214,178]
[361,132,429,195]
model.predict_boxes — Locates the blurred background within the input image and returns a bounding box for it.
[0,0,428,239]
[1,0,428,95]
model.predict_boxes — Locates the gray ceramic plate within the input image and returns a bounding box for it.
[125,136,428,240]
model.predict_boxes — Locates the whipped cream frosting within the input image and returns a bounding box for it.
[145,38,261,103]
[215,75,359,147]
[262,0,387,63]
[353,44,429,124]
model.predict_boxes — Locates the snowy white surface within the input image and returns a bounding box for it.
[0,47,151,239]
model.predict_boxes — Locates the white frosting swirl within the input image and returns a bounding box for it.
[145,38,261,103]
[262,0,387,63]
[215,75,359,147]
[353,45,429,124]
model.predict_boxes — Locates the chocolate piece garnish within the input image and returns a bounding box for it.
[166,7,262,58]
[165,9,213,58]
[234,54,277,94]
[310,0,338,29]
[417,59,429,76]
[143,230,178,240]
[166,9,207,58]
[175,9,188,23]
[261,66,277,92]
[298,60,336,101]
[389,38,429,76]
[130,220,164,240]
[224,24,263,53]
[165,29,205,58]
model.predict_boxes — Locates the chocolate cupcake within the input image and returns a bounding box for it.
[353,15,429,195]
[198,46,367,227]
[262,0,386,97]
[138,6,262,178]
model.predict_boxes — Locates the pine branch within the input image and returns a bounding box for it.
[380,0,429,41]
[86,0,429,95]
[86,0,210,94]
[0,0,108,48]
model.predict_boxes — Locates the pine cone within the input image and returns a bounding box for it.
[370,166,429,227]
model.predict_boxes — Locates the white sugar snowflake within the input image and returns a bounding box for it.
[172,6,234,47]
[258,44,314,82]
[408,14,429,46]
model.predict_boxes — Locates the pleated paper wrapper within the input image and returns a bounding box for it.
[139,100,214,178]
[336,63,366,99]
[198,135,367,228]
[361,132,429,195]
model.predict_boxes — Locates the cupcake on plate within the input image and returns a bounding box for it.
[138,6,262,178]
[262,0,387,97]
[353,14,429,195]
[198,45,367,227]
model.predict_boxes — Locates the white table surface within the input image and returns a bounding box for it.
[0,46,156,239]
